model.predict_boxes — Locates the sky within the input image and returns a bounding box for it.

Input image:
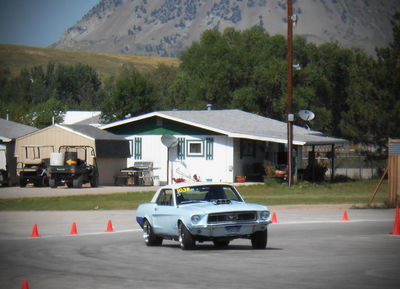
[0,0,100,47]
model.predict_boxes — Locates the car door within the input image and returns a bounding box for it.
[152,189,179,235]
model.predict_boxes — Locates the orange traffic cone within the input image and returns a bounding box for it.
[30,224,40,237]
[69,222,78,235]
[342,210,349,221]
[390,206,400,235]
[21,280,29,289]
[271,212,278,223]
[105,220,114,232]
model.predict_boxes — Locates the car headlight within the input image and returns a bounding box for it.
[260,211,270,221]
[191,215,202,224]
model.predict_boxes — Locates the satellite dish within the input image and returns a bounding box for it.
[299,110,315,121]
[161,135,178,148]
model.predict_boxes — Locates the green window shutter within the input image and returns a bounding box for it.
[206,137,214,160]
[134,137,142,160]
[178,137,185,160]
[129,140,134,157]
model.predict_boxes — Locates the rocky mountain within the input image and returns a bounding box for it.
[51,0,398,57]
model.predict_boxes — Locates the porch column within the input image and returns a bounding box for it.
[311,145,315,182]
[330,144,335,182]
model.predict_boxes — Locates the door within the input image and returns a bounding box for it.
[152,189,179,235]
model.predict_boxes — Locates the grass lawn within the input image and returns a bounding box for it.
[0,180,389,211]
[240,180,388,206]
[0,44,180,78]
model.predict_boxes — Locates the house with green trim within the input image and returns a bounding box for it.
[101,109,347,184]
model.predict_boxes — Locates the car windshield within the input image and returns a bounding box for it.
[175,185,243,205]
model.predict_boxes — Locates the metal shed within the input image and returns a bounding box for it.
[15,124,130,185]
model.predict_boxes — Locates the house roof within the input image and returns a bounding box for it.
[101,109,347,146]
[59,124,125,141]
[0,118,38,142]
[62,111,101,125]
[75,115,102,126]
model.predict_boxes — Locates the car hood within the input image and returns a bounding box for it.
[178,201,268,215]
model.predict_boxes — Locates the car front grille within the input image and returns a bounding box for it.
[207,211,257,223]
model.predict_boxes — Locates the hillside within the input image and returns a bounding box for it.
[51,0,398,57]
[0,44,180,78]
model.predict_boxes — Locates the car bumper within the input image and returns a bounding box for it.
[188,221,271,238]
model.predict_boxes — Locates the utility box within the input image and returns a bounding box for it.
[388,138,400,207]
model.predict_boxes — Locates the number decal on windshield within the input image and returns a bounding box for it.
[176,187,190,193]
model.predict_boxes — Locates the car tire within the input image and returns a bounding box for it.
[49,178,57,188]
[251,229,268,249]
[90,175,99,187]
[40,175,49,187]
[213,239,230,248]
[73,176,83,188]
[178,222,196,250]
[143,219,162,246]
[19,178,27,188]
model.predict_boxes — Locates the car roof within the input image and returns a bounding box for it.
[150,182,240,203]
[160,182,234,190]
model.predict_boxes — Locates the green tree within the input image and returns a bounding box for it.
[21,98,65,128]
[1,62,103,124]
[55,63,102,108]
[101,71,158,122]
[179,28,240,109]
[340,12,400,148]
[146,64,178,110]
[0,65,11,118]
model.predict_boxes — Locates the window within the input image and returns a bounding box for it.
[175,185,243,204]
[156,189,174,206]
[187,140,204,157]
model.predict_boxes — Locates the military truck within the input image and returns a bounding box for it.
[48,145,99,188]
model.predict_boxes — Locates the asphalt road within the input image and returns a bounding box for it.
[0,209,399,289]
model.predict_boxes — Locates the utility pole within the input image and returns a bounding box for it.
[287,0,294,186]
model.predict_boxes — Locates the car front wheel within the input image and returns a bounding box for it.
[73,176,83,188]
[49,178,57,188]
[143,219,162,246]
[178,222,195,250]
[251,229,268,249]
